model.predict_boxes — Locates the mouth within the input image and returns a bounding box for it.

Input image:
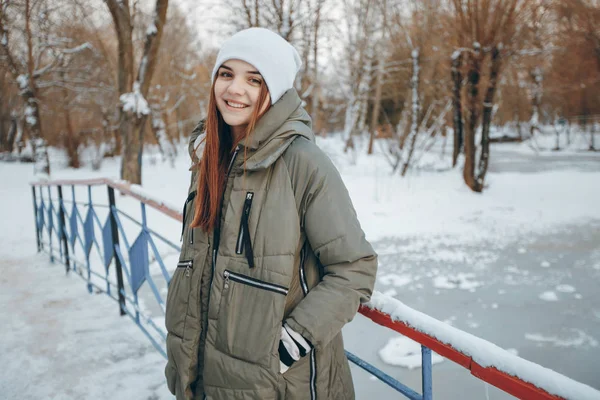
[224,99,249,110]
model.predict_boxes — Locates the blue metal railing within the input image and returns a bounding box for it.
[31,179,433,399]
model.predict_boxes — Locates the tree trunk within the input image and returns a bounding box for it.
[401,49,421,177]
[4,114,17,153]
[310,0,322,134]
[120,115,148,184]
[529,66,542,137]
[463,48,482,192]
[24,0,49,175]
[368,44,385,155]
[451,51,463,167]
[61,71,80,168]
[106,0,169,184]
[591,121,597,151]
[476,46,501,188]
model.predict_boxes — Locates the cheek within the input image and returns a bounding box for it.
[248,87,262,105]
[214,81,226,98]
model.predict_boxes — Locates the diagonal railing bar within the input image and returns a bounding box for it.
[116,208,181,253]
[30,178,600,400]
[110,207,132,253]
[345,350,423,400]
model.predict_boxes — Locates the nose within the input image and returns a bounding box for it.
[226,77,245,96]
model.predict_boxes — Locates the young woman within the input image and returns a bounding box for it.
[165,27,378,400]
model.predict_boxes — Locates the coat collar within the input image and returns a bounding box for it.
[238,88,313,171]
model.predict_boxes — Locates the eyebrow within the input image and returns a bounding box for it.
[219,65,261,75]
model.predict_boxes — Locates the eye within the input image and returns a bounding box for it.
[249,78,262,85]
[218,71,232,78]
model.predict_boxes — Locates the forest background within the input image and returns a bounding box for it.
[1,0,599,192]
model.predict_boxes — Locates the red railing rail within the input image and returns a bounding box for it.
[32,178,182,221]
[32,178,600,400]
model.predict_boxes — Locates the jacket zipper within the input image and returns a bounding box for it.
[223,270,288,295]
[298,243,316,400]
[202,146,240,400]
[180,190,197,243]
[235,192,255,268]
[177,260,193,277]
[212,146,240,270]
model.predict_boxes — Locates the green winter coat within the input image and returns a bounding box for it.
[164,88,378,400]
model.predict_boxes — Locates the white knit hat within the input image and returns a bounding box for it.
[211,28,302,105]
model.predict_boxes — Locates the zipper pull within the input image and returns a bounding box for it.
[185,265,192,277]
[223,271,230,290]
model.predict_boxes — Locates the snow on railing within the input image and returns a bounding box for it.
[363,293,600,400]
[30,178,600,400]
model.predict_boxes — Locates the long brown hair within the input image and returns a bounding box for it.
[190,77,270,232]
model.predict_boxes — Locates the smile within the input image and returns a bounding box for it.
[225,100,249,109]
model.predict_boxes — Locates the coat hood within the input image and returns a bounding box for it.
[239,88,313,171]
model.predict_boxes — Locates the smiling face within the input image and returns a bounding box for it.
[214,59,271,141]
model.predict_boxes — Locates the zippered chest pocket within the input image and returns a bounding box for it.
[215,269,288,367]
[181,190,197,246]
[236,192,255,268]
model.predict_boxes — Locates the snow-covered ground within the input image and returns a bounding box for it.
[1,132,599,399]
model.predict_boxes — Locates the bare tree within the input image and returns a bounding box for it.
[0,0,50,174]
[104,0,168,184]
[0,0,93,174]
[450,0,526,192]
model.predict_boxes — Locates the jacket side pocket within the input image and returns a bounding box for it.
[215,269,287,367]
[165,260,193,337]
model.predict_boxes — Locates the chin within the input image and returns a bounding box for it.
[222,115,249,127]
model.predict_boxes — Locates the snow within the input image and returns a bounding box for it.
[1,32,7,46]
[366,291,600,400]
[17,74,28,90]
[540,260,551,268]
[0,163,170,399]
[525,330,599,348]
[433,273,482,291]
[556,284,576,293]
[120,82,150,117]
[379,336,444,369]
[378,273,412,287]
[319,135,600,246]
[62,42,92,54]
[146,22,158,36]
[2,133,600,397]
[539,291,559,302]
[24,105,37,126]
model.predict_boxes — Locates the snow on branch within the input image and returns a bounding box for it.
[62,42,93,54]
[365,292,600,400]
[146,22,157,36]
[120,82,150,117]
[16,74,28,90]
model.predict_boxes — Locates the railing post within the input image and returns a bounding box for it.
[32,186,41,252]
[422,346,433,400]
[108,185,127,316]
[57,185,71,273]
[47,186,54,263]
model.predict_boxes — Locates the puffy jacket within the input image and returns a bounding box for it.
[164,88,378,400]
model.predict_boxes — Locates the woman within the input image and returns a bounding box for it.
[165,27,377,400]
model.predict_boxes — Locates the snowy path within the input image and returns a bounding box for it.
[0,253,171,399]
[0,162,170,399]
